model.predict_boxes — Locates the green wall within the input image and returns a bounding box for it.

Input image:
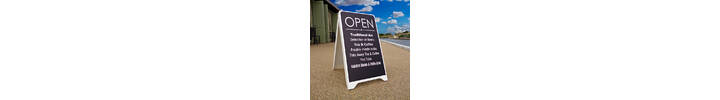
[311,1,327,43]
[310,0,337,43]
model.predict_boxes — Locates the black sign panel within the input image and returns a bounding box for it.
[340,12,387,82]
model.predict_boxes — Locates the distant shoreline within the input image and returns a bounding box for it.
[379,37,410,40]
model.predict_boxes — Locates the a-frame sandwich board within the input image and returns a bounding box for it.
[332,11,388,90]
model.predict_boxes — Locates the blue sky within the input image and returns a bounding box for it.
[332,0,410,34]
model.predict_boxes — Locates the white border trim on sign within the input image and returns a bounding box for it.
[338,11,353,89]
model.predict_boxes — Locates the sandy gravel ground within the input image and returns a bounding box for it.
[310,42,410,100]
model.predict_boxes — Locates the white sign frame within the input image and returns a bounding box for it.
[332,11,388,90]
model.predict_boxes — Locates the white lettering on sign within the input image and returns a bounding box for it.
[350,61,382,68]
[344,16,375,28]
[349,33,374,37]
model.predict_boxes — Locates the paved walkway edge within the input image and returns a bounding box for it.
[380,39,410,50]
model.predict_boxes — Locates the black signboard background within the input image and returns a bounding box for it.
[340,11,387,82]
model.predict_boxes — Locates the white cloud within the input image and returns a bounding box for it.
[386,24,410,33]
[392,11,405,18]
[385,19,397,24]
[381,21,387,24]
[355,6,373,12]
[387,0,393,1]
[375,18,381,22]
[335,0,380,6]
[404,0,410,2]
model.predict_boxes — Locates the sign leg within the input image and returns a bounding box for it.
[332,31,344,70]
[347,82,358,90]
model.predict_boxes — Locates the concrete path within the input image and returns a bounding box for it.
[310,42,409,100]
[379,38,410,47]
[379,38,410,50]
